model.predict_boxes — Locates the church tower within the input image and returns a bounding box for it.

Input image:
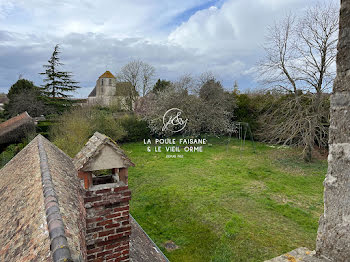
[96,71,116,97]
[88,71,117,106]
[87,70,134,110]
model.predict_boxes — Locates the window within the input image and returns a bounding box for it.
[101,79,104,85]
[109,79,112,85]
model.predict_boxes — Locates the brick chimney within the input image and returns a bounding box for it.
[73,132,135,262]
[83,169,131,261]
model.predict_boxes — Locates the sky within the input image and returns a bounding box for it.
[0,0,338,98]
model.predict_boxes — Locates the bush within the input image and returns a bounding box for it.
[36,120,55,138]
[118,114,150,142]
[50,107,126,157]
[0,137,33,168]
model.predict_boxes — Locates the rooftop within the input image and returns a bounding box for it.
[99,71,115,79]
[0,134,167,262]
[0,112,35,145]
[73,131,134,172]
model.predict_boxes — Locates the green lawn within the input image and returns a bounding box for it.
[121,137,327,262]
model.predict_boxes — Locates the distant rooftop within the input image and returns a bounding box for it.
[0,112,35,145]
[99,70,115,78]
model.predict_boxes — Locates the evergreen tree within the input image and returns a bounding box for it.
[152,79,171,93]
[7,79,38,100]
[40,44,79,98]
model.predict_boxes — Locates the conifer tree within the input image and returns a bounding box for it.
[40,44,79,98]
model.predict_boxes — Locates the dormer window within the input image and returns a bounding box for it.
[101,79,104,85]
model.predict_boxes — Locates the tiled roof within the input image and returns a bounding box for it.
[0,132,167,262]
[99,70,115,78]
[73,131,134,171]
[130,216,169,262]
[0,135,86,262]
[0,136,51,262]
[0,112,35,145]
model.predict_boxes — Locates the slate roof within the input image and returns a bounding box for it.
[73,131,134,171]
[88,86,96,97]
[99,71,115,78]
[0,112,35,145]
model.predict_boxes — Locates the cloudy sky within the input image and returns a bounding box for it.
[0,0,337,97]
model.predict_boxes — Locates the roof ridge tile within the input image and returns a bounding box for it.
[37,136,73,262]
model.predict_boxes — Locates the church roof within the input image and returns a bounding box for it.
[88,86,96,97]
[99,70,115,78]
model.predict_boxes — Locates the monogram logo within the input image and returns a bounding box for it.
[162,108,188,133]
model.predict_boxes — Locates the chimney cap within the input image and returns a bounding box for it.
[73,132,134,172]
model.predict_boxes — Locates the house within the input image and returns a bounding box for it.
[0,132,168,262]
[0,111,35,146]
[87,71,135,110]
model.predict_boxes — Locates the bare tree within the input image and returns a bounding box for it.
[119,60,155,97]
[258,2,338,161]
[141,63,155,96]
[137,75,233,136]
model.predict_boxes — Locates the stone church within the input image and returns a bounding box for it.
[87,71,134,110]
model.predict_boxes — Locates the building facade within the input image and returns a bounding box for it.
[87,71,133,110]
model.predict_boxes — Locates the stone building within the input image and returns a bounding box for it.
[87,71,134,110]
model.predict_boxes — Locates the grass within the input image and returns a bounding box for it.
[121,137,327,261]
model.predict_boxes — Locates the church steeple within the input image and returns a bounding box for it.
[96,70,116,97]
[99,71,115,78]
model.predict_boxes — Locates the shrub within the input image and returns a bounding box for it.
[36,120,55,138]
[118,114,150,142]
[0,136,33,168]
[50,107,126,157]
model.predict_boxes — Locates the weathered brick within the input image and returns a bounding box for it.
[87,247,103,255]
[106,242,121,250]
[97,219,113,226]
[107,233,124,241]
[114,215,129,222]
[114,186,128,192]
[84,196,102,203]
[114,206,129,212]
[95,188,112,194]
[106,212,122,219]
[105,223,121,229]
[98,229,115,237]
[105,252,122,260]
[87,227,103,234]
[86,217,103,224]
[97,250,113,258]
[116,226,131,233]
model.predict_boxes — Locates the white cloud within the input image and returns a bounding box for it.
[0,0,339,95]
[0,0,14,19]
[168,0,310,54]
